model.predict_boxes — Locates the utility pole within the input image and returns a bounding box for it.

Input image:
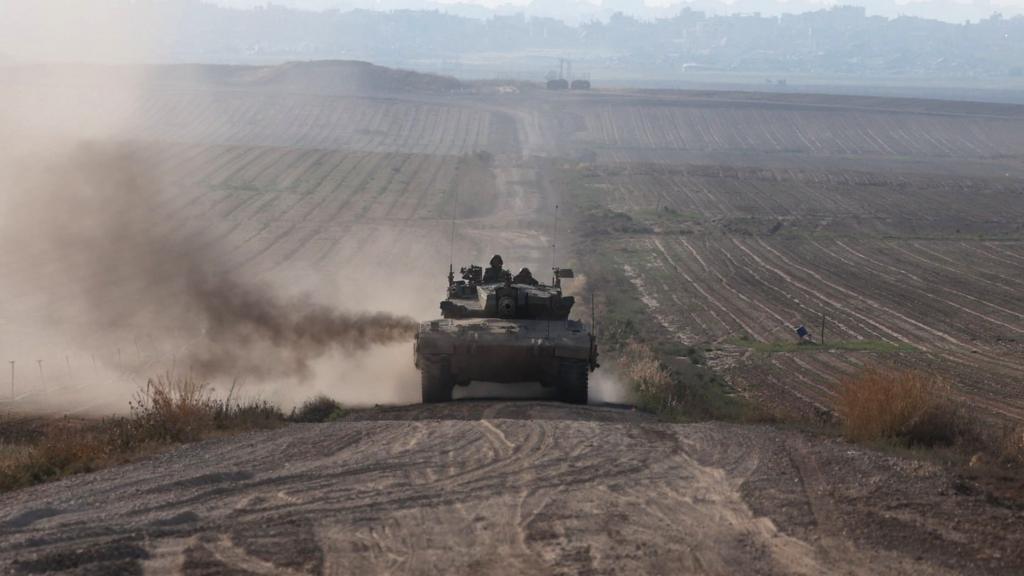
[37,360,45,394]
[9,361,14,401]
[548,204,559,340]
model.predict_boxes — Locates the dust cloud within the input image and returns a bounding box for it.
[0,2,157,65]
[1,144,419,401]
[0,4,425,412]
[589,369,629,404]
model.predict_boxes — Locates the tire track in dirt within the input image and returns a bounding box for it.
[4,403,990,575]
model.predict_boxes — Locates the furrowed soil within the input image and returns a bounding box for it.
[2,62,1023,573]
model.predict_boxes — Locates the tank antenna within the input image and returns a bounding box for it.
[551,203,559,286]
[448,182,458,286]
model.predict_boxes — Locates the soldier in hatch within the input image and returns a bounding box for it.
[483,254,511,283]
[513,267,539,285]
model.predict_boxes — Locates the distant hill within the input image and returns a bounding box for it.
[155,61,463,95]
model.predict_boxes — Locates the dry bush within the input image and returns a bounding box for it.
[217,398,286,430]
[837,367,963,447]
[124,374,218,444]
[1,375,288,493]
[618,340,748,420]
[0,420,110,491]
[27,424,109,477]
[621,341,677,413]
[110,374,285,450]
[290,395,345,423]
[995,425,1024,466]
[0,443,35,491]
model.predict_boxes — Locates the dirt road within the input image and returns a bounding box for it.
[2,402,1020,575]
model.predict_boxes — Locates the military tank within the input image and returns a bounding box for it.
[414,255,598,404]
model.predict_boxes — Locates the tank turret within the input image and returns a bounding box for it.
[441,256,575,321]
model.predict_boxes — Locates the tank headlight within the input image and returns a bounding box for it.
[498,296,516,317]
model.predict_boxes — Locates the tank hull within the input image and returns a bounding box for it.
[415,318,595,386]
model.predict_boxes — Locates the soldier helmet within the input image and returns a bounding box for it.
[489,254,503,269]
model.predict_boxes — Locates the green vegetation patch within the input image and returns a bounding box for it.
[619,341,751,422]
[639,205,702,224]
[558,167,654,237]
[576,202,654,237]
[290,395,346,423]
[557,162,752,422]
[727,337,916,354]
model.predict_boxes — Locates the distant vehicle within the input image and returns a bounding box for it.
[547,78,570,90]
[571,79,591,90]
[414,255,598,404]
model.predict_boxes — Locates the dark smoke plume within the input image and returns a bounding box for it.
[1,143,418,381]
[189,273,419,379]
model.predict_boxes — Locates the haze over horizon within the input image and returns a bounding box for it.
[4,0,1024,103]
[207,0,1023,23]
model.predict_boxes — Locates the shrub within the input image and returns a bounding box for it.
[837,367,963,447]
[995,425,1024,466]
[1,375,289,493]
[290,395,345,423]
[685,345,705,366]
[127,374,218,444]
[0,420,111,491]
[215,399,285,430]
[619,340,749,421]
[473,150,494,165]
[621,341,677,413]
[110,375,284,452]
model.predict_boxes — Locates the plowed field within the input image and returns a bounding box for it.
[561,158,1024,421]
[3,64,1024,575]
[3,69,1023,420]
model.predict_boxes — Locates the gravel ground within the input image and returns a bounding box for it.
[1,401,1021,575]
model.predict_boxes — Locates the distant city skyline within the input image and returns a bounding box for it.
[3,0,1023,78]
[209,0,1024,23]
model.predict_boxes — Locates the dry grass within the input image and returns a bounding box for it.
[618,340,748,420]
[837,367,963,447]
[614,338,753,420]
[1,374,286,493]
[126,374,216,443]
[0,419,115,491]
[994,425,1024,467]
[109,374,285,451]
[620,341,677,413]
[290,395,345,423]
